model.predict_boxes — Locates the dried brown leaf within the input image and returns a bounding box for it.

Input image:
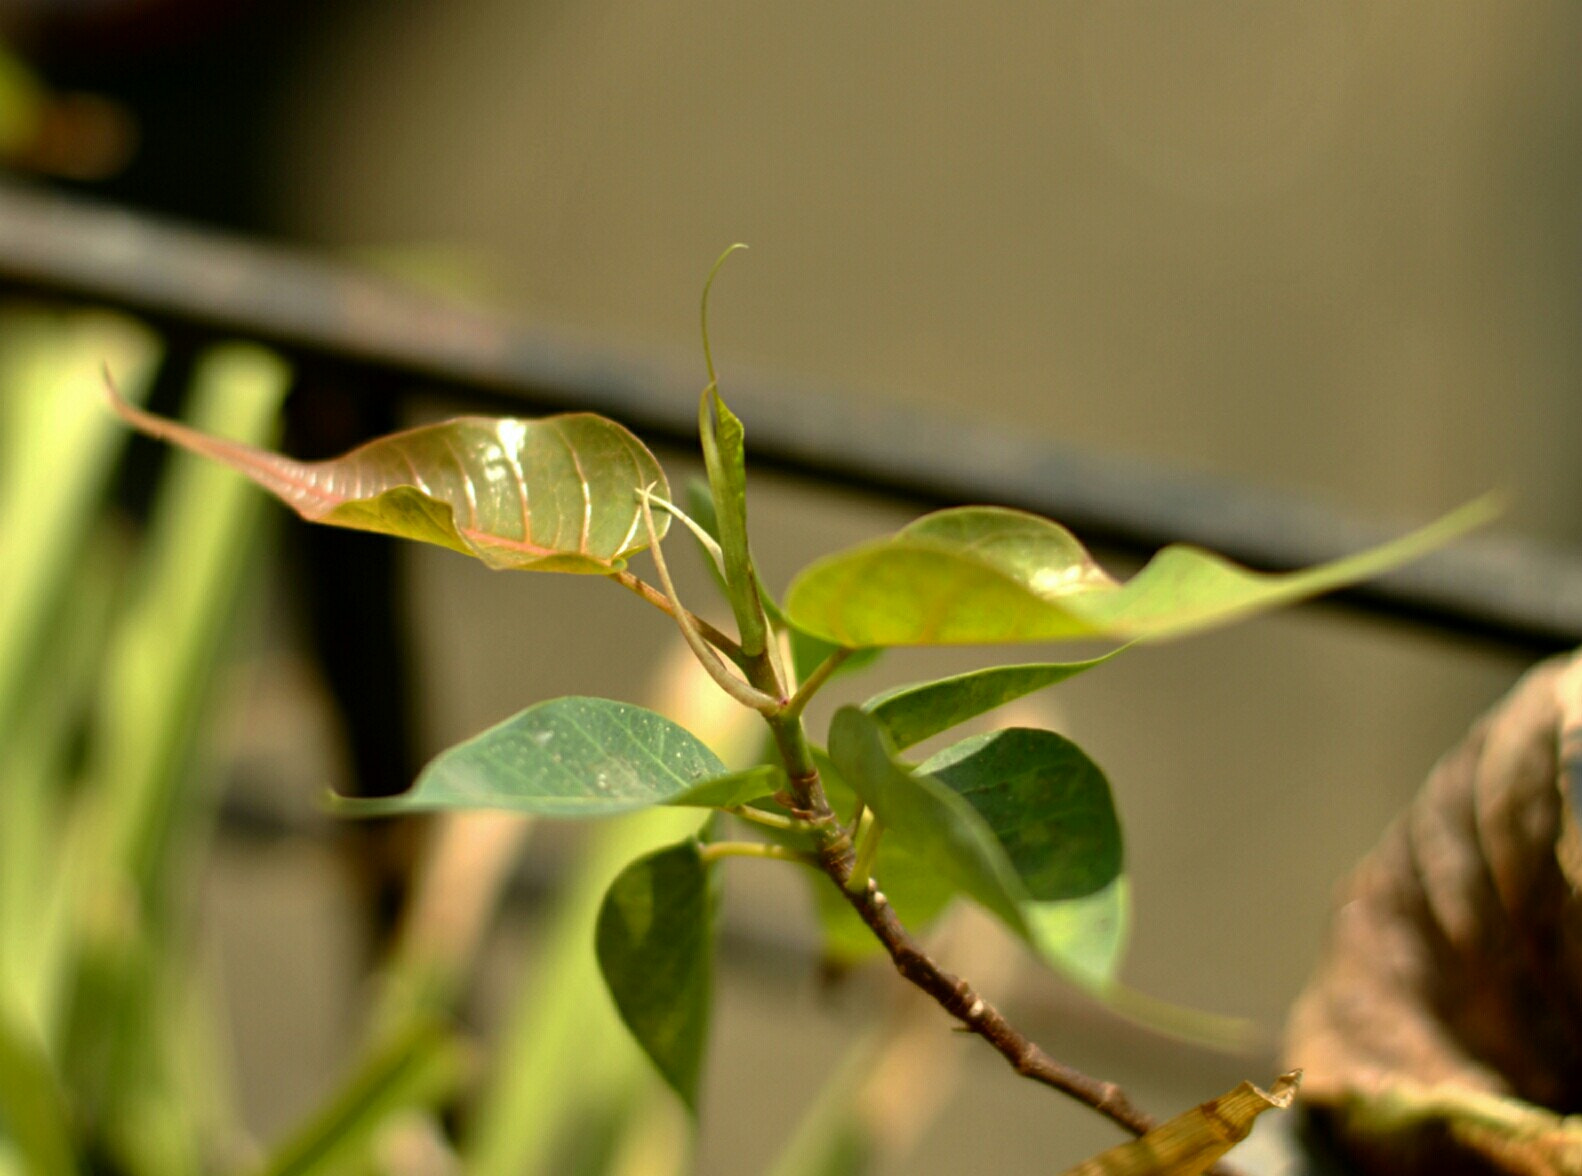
[1061,1071,1301,1176]
[1286,653,1582,1174]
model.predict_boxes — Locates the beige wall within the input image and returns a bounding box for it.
[259,3,1580,1169]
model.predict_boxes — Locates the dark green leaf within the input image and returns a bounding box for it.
[828,708,1130,986]
[595,840,715,1111]
[108,385,669,572]
[827,707,1023,930]
[921,728,1126,986]
[864,650,1125,750]
[334,697,727,817]
[921,729,1121,901]
[785,500,1497,647]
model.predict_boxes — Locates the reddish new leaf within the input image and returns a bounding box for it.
[107,378,668,572]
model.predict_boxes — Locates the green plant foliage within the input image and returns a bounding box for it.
[335,697,741,817]
[829,707,1128,985]
[595,840,716,1112]
[257,1017,470,1176]
[921,729,1126,987]
[0,1008,74,1176]
[785,500,1498,647]
[828,707,1027,930]
[699,388,770,655]
[802,752,957,965]
[107,386,670,573]
[863,651,1125,751]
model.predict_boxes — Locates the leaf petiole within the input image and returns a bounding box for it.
[636,486,780,715]
[644,492,727,579]
[697,841,816,868]
[784,646,853,718]
[726,806,809,833]
[845,812,884,894]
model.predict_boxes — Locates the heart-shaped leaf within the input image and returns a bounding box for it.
[108,384,669,573]
[334,697,735,818]
[596,840,716,1112]
[785,499,1496,647]
[864,650,1126,751]
[827,707,1129,986]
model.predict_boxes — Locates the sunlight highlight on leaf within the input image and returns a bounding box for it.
[107,383,669,572]
[785,500,1497,647]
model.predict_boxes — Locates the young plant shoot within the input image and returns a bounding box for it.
[106,251,1495,1165]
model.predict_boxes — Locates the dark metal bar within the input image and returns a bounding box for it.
[0,180,1577,655]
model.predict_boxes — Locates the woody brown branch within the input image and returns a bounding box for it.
[782,765,1159,1139]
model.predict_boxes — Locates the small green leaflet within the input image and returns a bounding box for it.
[333,697,753,818]
[785,499,1497,647]
[595,840,715,1112]
[107,384,670,573]
[864,650,1126,751]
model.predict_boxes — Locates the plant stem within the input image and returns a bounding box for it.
[784,647,852,718]
[726,806,808,833]
[845,814,883,894]
[609,569,742,662]
[697,841,816,868]
[754,702,1162,1143]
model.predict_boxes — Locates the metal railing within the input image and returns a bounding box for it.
[1,179,1577,657]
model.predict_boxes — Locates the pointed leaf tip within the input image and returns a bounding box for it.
[786,499,1497,647]
[107,385,670,572]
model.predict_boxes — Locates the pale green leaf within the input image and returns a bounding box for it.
[108,387,669,572]
[785,500,1497,647]
[596,840,715,1112]
[334,697,728,817]
[699,388,771,654]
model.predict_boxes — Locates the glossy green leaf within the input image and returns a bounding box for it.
[785,499,1497,647]
[668,764,785,809]
[108,386,669,572]
[864,649,1126,751]
[596,840,715,1112]
[828,708,1130,986]
[334,697,729,818]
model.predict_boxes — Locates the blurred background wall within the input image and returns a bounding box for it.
[11,1,1580,1170]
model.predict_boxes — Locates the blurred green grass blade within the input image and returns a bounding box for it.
[0,1007,77,1176]
[0,524,127,1041]
[70,343,290,1175]
[254,1018,469,1176]
[0,310,158,743]
[89,342,291,908]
